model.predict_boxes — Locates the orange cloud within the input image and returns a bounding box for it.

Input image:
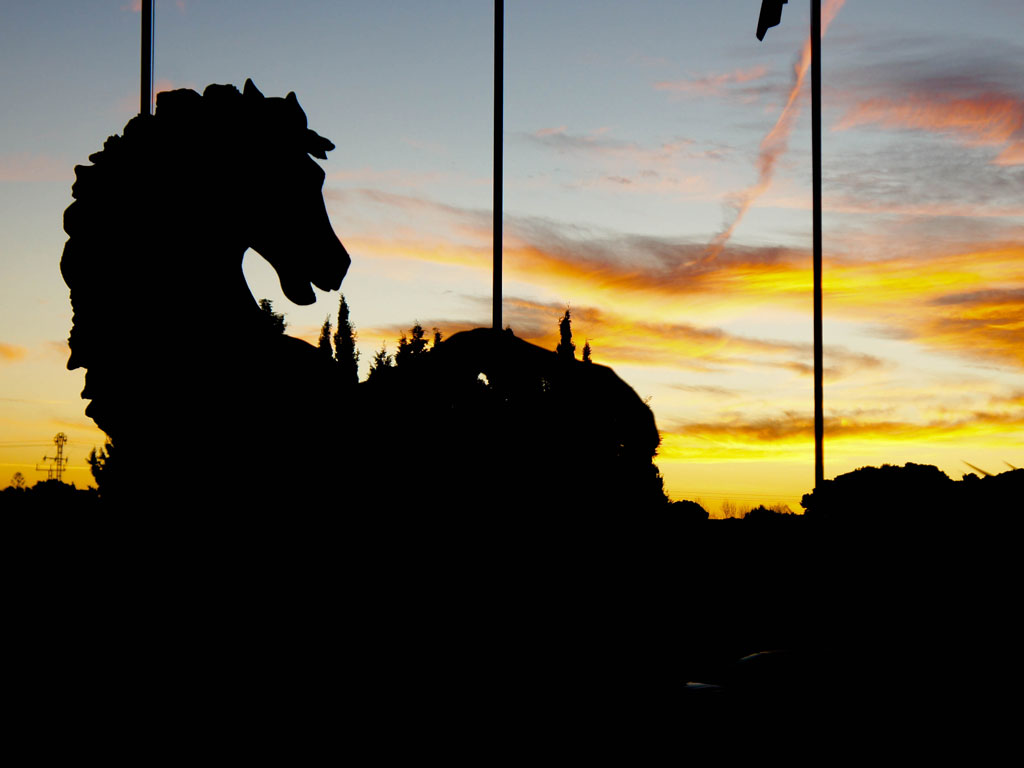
[661,408,1024,463]
[0,343,28,362]
[432,296,885,383]
[835,93,1024,166]
[912,288,1024,368]
[331,188,1024,371]
[995,142,1024,166]
[341,191,1019,292]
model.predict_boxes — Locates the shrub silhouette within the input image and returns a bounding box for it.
[671,499,708,522]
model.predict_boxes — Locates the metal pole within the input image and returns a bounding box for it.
[141,0,154,115]
[493,0,503,332]
[811,0,824,489]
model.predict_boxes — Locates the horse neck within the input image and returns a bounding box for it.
[150,227,263,334]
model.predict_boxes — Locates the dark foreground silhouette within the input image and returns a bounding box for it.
[19,81,680,744]
[681,463,1023,735]
[59,80,666,516]
[8,463,1021,740]
[14,80,1016,742]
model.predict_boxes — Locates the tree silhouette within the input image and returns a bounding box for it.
[800,462,956,523]
[582,339,592,364]
[10,472,26,490]
[432,327,443,350]
[745,504,792,523]
[87,439,117,499]
[395,322,428,367]
[333,293,359,386]
[366,342,393,383]
[556,309,576,360]
[671,498,708,522]
[317,316,333,360]
[258,298,286,335]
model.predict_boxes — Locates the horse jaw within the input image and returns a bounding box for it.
[279,270,317,305]
[247,166,351,305]
[258,232,349,306]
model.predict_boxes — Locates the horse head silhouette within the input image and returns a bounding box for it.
[61,80,349,503]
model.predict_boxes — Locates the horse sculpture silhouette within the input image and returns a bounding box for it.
[62,79,666,512]
[61,80,349,504]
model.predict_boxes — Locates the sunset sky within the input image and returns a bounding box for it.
[2,1,1022,513]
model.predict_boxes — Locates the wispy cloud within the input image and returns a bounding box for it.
[704,0,846,262]
[653,65,768,96]
[672,384,740,397]
[835,92,1024,166]
[328,167,449,188]
[521,127,695,166]
[516,126,731,194]
[0,153,69,182]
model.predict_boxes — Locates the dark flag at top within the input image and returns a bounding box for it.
[756,0,788,40]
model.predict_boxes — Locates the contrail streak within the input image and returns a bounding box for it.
[704,0,846,263]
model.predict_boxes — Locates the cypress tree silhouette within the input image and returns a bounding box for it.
[317,316,333,360]
[258,298,286,335]
[366,342,393,383]
[333,293,359,386]
[582,339,592,364]
[395,322,428,367]
[556,309,575,360]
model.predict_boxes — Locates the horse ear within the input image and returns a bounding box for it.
[243,79,264,99]
[284,91,309,130]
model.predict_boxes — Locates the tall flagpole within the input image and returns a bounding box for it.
[141,0,154,116]
[810,0,824,490]
[757,1,824,490]
[493,0,503,332]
